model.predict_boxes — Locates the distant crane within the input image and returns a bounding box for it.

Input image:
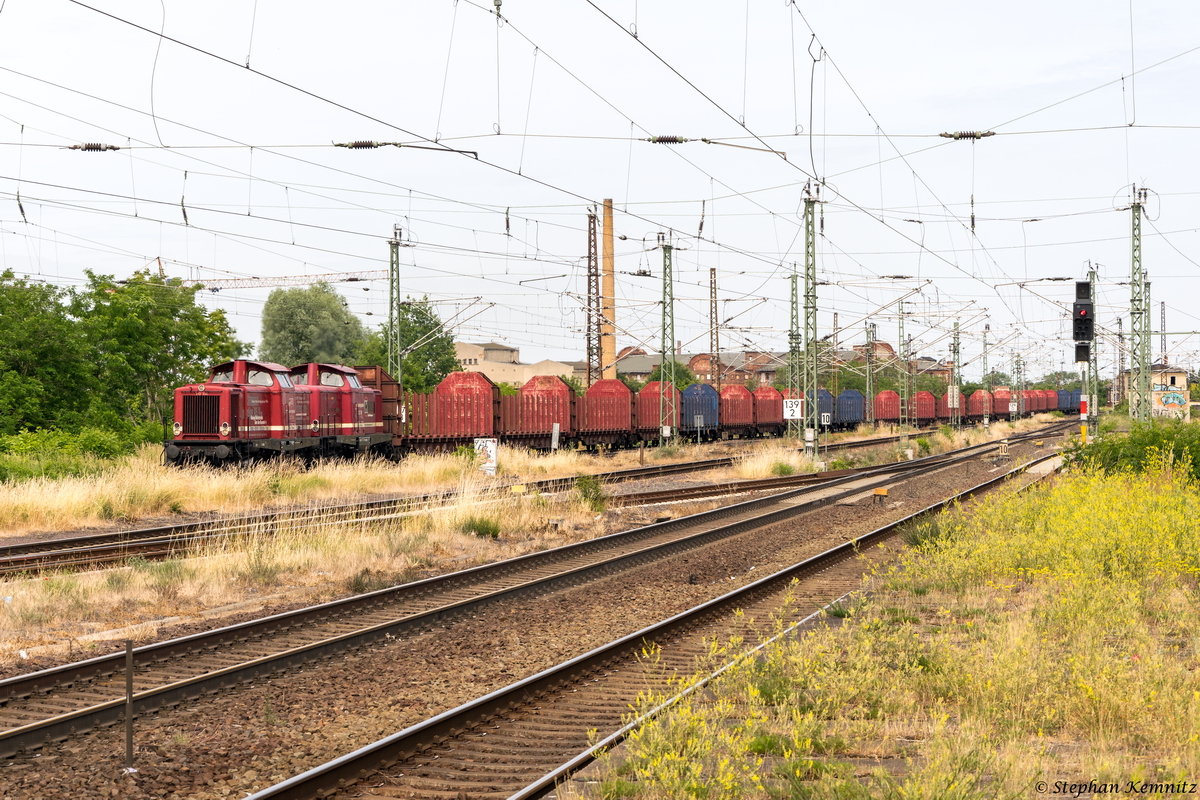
[189,270,387,292]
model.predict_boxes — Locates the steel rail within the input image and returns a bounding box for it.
[244,452,1060,800]
[0,422,1068,694]
[0,433,1040,758]
[513,460,1064,800]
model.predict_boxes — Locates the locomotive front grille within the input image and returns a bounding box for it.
[182,394,221,436]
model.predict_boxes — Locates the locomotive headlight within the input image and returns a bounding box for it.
[173,422,182,436]
[219,422,231,437]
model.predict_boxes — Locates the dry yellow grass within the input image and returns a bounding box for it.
[0,417,1060,536]
[0,442,695,535]
[0,483,609,661]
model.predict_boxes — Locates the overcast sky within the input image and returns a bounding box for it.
[1,0,1198,381]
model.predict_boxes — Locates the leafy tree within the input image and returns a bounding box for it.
[0,271,94,434]
[914,373,949,395]
[619,373,645,393]
[645,361,696,393]
[495,382,520,396]
[352,296,459,394]
[981,371,1012,388]
[260,282,364,366]
[71,271,246,427]
[558,374,585,396]
[1034,371,1082,391]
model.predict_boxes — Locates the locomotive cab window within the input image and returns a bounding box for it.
[248,370,274,386]
[319,372,346,387]
[291,373,309,385]
[347,375,362,388]
[210,368,233,383]
[276,373,293,388]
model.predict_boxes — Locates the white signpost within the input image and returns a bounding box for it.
[783,398,803,420]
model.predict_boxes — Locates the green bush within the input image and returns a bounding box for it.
[1067,418,1200,481]
[0,423,166,482]
[770,461,796,476]
[76,428,126,458]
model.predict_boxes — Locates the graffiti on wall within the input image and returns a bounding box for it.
[1152,391,1189,419]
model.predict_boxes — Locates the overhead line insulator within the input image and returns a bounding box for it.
[938,131,995,140]
[646,135,691,144]
[68,143,120,151]
[335,140,384,149]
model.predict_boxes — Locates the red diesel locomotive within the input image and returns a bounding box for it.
[165,360,389,463]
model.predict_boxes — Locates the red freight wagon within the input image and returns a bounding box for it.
[967,390,993,419]
[577,378,633,448]
[937,391,966,420]
[400,371,498,449]
[752,386,785,436]
[992,388,1013,419]
[500,375,573,448]
[576,379,633,434]
[719,384,755,435]
[874,390,900,423]
[354,364,400,438]
[1042,389,1057,411]
[1020,390,1039,414]
[635,381,681,441]
[913,391,937,424]
[167,359,312,463]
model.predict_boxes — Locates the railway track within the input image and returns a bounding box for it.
[0,425,965,575]
[244,451,1061,800]
[0,424,1066,759]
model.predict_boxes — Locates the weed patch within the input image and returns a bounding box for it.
[575,474,606,512]
[589,463,1200,795]
[457,515,501,539]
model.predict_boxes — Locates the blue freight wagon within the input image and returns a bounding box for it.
[680,383,720,441]
[835,389,865,429]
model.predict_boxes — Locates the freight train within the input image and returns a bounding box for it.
[164,359,1079,463]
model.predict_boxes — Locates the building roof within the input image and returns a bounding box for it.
[617,351,792,374]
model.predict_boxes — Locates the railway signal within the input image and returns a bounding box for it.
[1072,281,1094,341]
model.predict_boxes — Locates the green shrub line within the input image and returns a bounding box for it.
[0,423,166,482]
[1066,417,1200,481]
